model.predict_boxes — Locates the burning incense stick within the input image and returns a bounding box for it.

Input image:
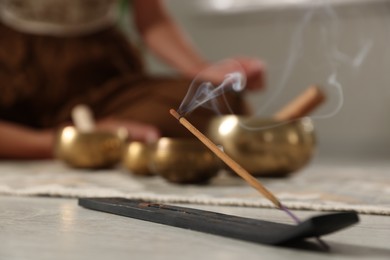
[170,109,282,208]
[274,85,326,121]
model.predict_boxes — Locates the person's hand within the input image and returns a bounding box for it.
[96,118,160,143]
[194,58,265,91]
[233,57,265,91]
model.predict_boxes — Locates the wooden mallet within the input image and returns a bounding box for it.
[273,85,326,121]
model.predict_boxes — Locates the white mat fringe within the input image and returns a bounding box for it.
[0,159,389,215]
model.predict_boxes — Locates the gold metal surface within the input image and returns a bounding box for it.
[206,116,316,176]
[55,126,125,168]
[123,141,154,176]
[150,137,220,184]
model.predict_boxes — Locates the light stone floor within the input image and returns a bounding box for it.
[1,195,389,260]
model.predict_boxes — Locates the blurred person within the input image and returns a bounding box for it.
[0,0,265,159]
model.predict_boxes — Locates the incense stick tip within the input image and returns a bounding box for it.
[169,109,181,120]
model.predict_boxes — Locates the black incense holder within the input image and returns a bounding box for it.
[78,197,359,246]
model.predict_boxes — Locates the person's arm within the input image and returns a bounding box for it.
[0,121,54,159]
[0,118,161,159]
[133,0,208,78]
[132,0,265,90]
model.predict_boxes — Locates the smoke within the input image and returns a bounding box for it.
[177,59,246,116]
[177,0,378,129]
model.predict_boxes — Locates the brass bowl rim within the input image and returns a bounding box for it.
[155,137,203,145]
[209,115,313,123]
[57,126,120,137]
[208,115,314,132]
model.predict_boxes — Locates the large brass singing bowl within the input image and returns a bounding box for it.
[206,116,316,176]
[150,138,220,184]
[123,141,154,176]
[55,126,125,169]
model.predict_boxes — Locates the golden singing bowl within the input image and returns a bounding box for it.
[55,126,125,169]
[150,138,220,184]
[206,116,316,177]
[123,141,154,176]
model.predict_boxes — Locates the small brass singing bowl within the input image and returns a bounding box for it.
[206,116,316,177]
[150,138,220,184]
[55,126,125,169]
[123,141,154,176]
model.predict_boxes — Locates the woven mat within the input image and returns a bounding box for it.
[0,159,389,215]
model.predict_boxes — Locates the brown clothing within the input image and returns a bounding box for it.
[0,22,247,137]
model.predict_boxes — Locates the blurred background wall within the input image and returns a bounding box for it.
[131,0,390,159]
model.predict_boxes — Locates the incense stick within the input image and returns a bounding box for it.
[170,109,282,208]
[170,109,331,249]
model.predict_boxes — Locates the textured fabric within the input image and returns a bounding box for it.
[0,160,389,216]
[0,0,118,35]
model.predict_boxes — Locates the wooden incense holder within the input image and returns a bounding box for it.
[170,109,282,208]
[274,85,325,121]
